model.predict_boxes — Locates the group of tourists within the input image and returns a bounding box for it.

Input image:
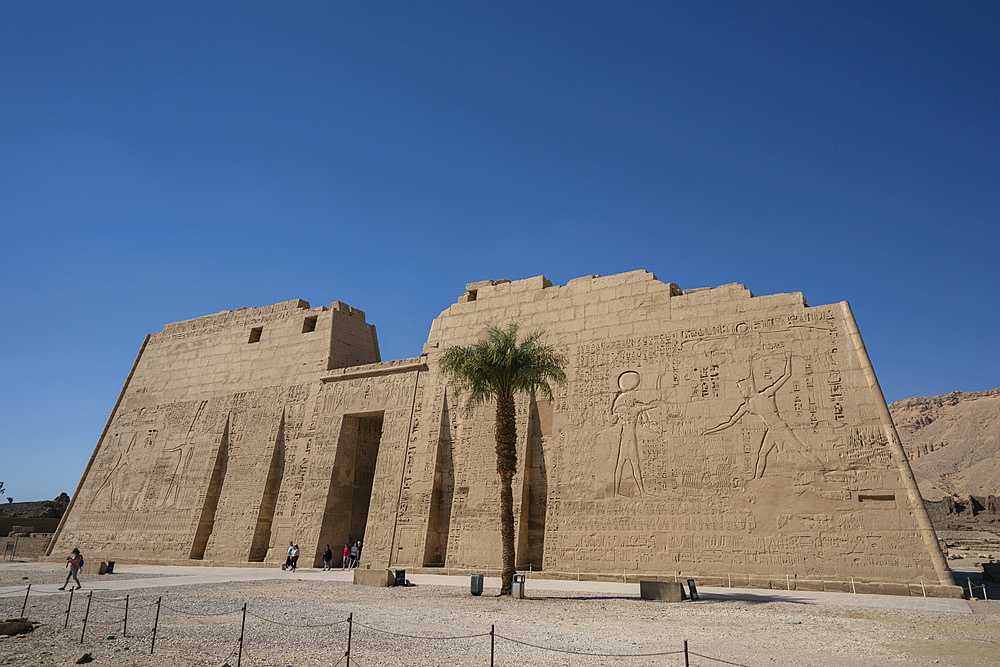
[282,542,301,571]
[345,541,362,568]
[283,540,362,571]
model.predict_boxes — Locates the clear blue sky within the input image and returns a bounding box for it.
[1,2,997,502]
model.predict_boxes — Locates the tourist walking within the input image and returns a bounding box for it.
[342,543,350,568]
[322,544,333,571]
[289,544,300,571]
[283,541,294,570]
[349,542,359,568]
[58,548,83,590]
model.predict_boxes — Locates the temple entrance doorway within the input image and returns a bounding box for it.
[317,412,384,567]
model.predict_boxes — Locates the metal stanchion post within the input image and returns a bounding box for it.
[684,639,689,667]
[346,612,353,667]
[150,596,161,655]
[490,624,495,667]
[80,592,93,644]
[237,602,246,667]
[64,588,74,629]
[123,595,129,637]
[21,584,30,617]
[968,579,974,600]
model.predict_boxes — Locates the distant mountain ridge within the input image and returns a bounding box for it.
[889,387,1000,499]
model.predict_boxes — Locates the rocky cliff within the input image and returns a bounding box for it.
[890,388,1000,499]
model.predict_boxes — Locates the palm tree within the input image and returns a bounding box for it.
[439,323,566,595]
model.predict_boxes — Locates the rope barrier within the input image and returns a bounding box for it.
[353,620,490,641]
[160,603,243,617]
[245,609,350,628]
[4,585,769,665]
[495,633,685,657]
[689,650,752,666]
[89,599,128,610]
[214,636,242,666]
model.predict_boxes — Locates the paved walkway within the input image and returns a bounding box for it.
[0,563,973,614]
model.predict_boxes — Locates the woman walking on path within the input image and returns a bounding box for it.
[58,548,83,590]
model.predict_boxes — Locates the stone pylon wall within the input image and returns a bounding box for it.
[52,271,955,595]
[50,300,380,565]
[390,272,952,592]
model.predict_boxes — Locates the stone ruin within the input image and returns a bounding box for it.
[49,271,960,596]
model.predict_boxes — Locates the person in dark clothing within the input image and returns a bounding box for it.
[322,544,333,571]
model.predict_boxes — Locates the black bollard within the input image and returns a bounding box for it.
[80,592,93,644]
[490,624,495,667]
[64,588,73,629]
[21,584,30,617]
[346,612,352,667]
[684,639,689,667]
[237,602,246,667]
[150,596,161,655]
[123,594,129,637]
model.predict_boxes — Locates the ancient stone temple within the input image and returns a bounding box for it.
[49,271,959,596]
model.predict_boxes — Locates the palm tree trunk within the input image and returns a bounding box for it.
[495,394,517,595]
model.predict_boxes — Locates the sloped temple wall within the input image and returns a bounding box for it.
[51,271,958,595]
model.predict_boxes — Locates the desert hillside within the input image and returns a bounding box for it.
[890,387,1000,499]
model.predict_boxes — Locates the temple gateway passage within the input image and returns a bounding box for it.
[50,271,960,597]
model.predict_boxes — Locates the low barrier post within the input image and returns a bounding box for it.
[968,578,974,600]
[345,612,352,667]
[64,588,74,629]
[490,624,495,667]
[123,595,129,637]
[80,592,93,644]
[150,596,161,655]
[21,584,30,617]
[237,602,246,667]
[684,639,689,667]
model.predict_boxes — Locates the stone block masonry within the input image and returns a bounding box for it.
[49,271,960,597]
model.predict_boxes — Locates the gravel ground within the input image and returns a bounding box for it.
[1,567,998,666]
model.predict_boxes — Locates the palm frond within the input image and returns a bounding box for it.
[438,323,567,412]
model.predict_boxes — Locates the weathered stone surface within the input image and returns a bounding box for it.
[81,560,107,575]
[639,581,684,601]
[0,620,32,636]
[353,568,395,587]
[50,272,958,596]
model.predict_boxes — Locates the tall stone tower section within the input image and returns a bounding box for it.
[49,299,380,564]
[377,272,955,595]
